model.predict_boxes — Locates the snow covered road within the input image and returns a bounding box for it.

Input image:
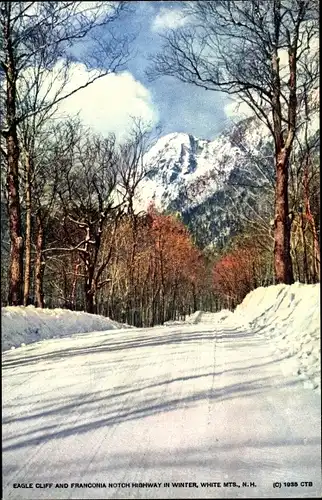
[2,321,321,499]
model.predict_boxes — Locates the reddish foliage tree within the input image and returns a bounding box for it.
[213,240,268,309]
[100,205,207,326]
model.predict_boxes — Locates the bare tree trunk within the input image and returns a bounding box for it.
[192,282,197,312]
[4,12,24,305]
[299,210,309,283]
[274,152,294,284]
[126,214,138,324]
[311,223,320,282]
[7,134,23,305]
[303,155,320,282]
[85,285,95,314]
[23,152,32,305]
[34,214,45,308]
[84,259,95,314]
[71,258,81,309]
[159,246,166,324]
[271,24,295,286]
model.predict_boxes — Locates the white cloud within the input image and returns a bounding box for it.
[59,65,158,141]
[151,7,188,32]
[24,61,158,142]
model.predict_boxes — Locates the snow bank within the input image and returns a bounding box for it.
[198,309,234,324]
[164,311,204,326]
[233,282,320,390]
[187,310,234,324]
[1,306,130,351]
[163,310,232,326]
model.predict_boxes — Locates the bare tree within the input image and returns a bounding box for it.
[0,1,133,305]
[17,81,61,305]
[50,127,120,314]
[116,118,160,215]
[33,118,82,307]
[290,85,320,282]
[148,0,319,284]
[112,119,159,320]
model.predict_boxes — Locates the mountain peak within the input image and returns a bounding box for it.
[135,116,273,216]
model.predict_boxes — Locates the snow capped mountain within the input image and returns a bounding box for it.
[135,131,238,212]
[134,119,275,247]
[136,118,274,214]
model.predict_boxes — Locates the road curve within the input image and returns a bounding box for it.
[2,321,321,499]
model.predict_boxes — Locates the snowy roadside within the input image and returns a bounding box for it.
[232,283,320,392]
[2,283,320,392]
[1,306,131,352]
[166,283,320,392]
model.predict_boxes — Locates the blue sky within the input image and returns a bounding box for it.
[120,1,230,139]
[62,1,233,142]
[119,1,230,139]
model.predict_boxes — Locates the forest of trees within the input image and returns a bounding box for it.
[0,1,320,326]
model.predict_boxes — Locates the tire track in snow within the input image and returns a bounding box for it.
[207,327,217,427]
[84,339,185,497]
[3,348,142,493]
[70,357,145,496]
